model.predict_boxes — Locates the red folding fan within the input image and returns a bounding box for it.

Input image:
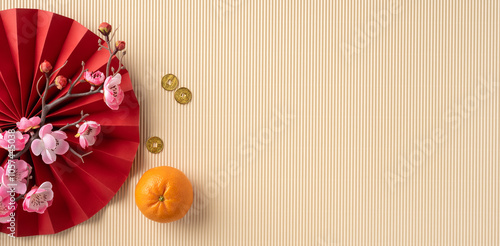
[0,9,139,237]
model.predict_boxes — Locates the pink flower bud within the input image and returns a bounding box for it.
[98,22,112,36]
[55,75,67,90]
[115,41,126,51]
[84,71,105,86]
[40,60,52,73]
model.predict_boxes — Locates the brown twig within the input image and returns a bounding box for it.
[69,147,93,164]
[59,111,89,132]
[67,62,88,94]
[49,60,68,78]
[113,51,126,76]
[104,34,118,78]
[108,26,120,43]
[35,75,45,97]
[39,73,51,126]
[106,50,118,78]
[98,40,110,52]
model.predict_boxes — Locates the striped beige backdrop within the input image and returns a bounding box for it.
[1,0,499,245]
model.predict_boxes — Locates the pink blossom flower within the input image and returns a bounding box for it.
[31,124,70,164]
[103,74,124,110]
[16,116,41,132]
[0,130,29,151]
[0,185,16,224]
[22,181,53,214]
[84,71,105,86]
[76,121,101,149]
[1,160,30,194]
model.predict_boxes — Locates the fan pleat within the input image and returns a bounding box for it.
[47,154,110,216]
[11,9,40,116]
[0,73,22,120]
[26,12,75,117]
[0,11,23,117]
[30,154,75,235]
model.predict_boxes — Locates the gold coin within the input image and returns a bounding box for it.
[174,87,192,104]
[161,74,179,91]
[146,137,164,154]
